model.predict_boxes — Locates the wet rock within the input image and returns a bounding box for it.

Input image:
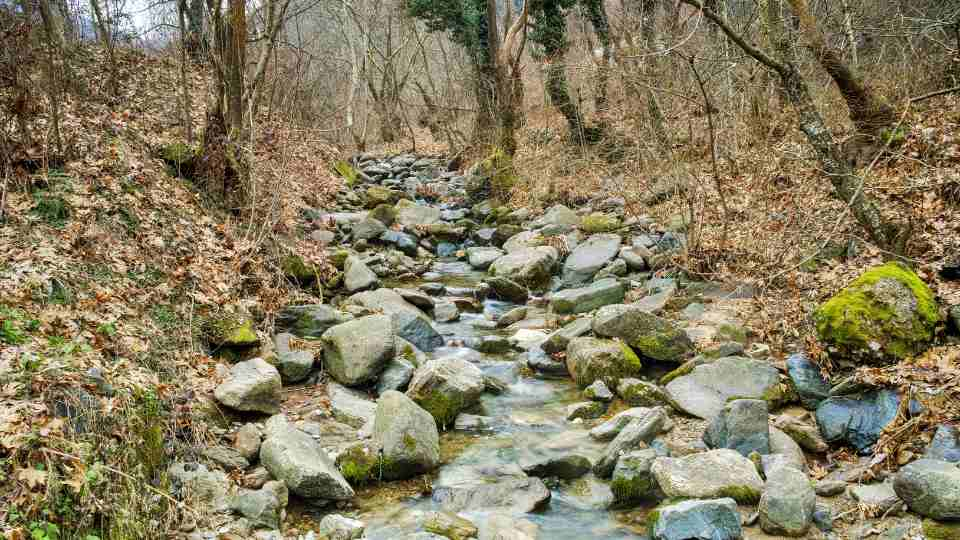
[520,454,592,480]
[527,354,568,378]
[616,378,670,407]
[318,514,365,540]
[893,459,960,520]
[814,262,941,361]
[815,388,899,453]
[235,424,262,461]
[376,358,415,394]
[758,466,815,536]
[562,234,621,286]
[406,358,485,429]
[349,288,444,352]
[548,278,625,315]
[259,415,354,500]
[664,356,782,420]
[651,449,764,503]
[565,337,641,389]
[566,401,606,420]
[850,482,902,515]
[703,398,770,457]
[421,282,446,296]
[497,306,527,328]
[584,380,614,402]
[433,300,460,323]
[611,448,659,505]
[230,480,288,530]
[327,382,376,429]
[484,276,530,303]
[541,317,593,355]
[321,315,395,387]
[590,407,658,441]
[467,247,505,270]
[272,333,314,383]
[651,498,743,540]
[488,247,557,291]
[423,511,477,540]
[594,408,668,478]
[373,391,440,480]
[478,513,539,540]
[592,304,693,363]
[773,414,829,453]
[454,414,501,432]
[786,353,831,409]
[214,358,282,414]
[925,425,960,463]
[395,288,436,311]
[276,304,353,339]
[379,230,419,257]
[432,465,551,514]
[203,446,249,471]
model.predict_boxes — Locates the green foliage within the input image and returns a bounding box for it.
[32,191,71,228]
[333,160,359,187]
[529,0,578,55]
[404,0,486,53]
[1,306,38,345]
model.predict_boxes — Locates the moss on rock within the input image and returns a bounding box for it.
[334,160,359,186]
[281,254,317,282]
[204,314,259,348]
[162,142,195,166]
[923,519,960,540]
[814,261,941,361]
[580,212,620,233]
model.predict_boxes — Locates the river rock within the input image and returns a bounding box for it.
[703,398,770,457]
[815,388,899,453]
[406,357,486,429]
[214,358,282,414]
[926,425,960,462]
[318,514,365,540]
[327,382,376,429]
[773,414,829,453]
[533,204,580,228]
[617,378,670,407]
[520,454,592,480]
[344,256,380,293]
[592,304,693,362]
[432,465,551,514]
[893,459,960,520]
[478,514,538,540]
[203,445,249,470]
[276,304,353,339]
[611,448,659,505]
[814,262,941,361]
[488,247,557,291]
[850,482,902,514]
[396,199,442,227]
[594,407,667,478]
[373,391,440,480]
[352,217,387,241]
[565,337,641,389]
[590,407,658,441]
[548,278,625,315]
[502,230,541,253]
[259,415,354,500]
[585,380,614,401]
[169,462,231,512]
[376,358,415,394]
[484,276,529,303]
[235,424,262,461]
[321,315,395,387]
[395,288,436,311]
[561,234,621,286]
[664,356,782,419]
[768,426,808,472]
[651,498,743,540]
[619,246,650,271]
[272,333,314,383]
[230,480,288,530]
[566,401,606,420]
[423,511,477,540]
[497,306,527,328]
[651,449,764,503]
[786,353,831,409]
[349,288,444,352]
[758,466,815,536]
[541,317,593,355]
[467,246,505,270]
[380,230,418,257]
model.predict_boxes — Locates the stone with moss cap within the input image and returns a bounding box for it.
[580,212,621,233]
[204,313,259,347]
[565,337,643,389]
[593,304,694,363]
[465,147,518,204]
[923,519,960,540]
[814,261,941,361]
[611,448,660,505]
[406,357,485,429]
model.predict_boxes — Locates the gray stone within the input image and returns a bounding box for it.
[520,454,592,480]
[497,306,528,328]
[467,247,505,270]
[328,382,376,429]
[815,388,899,454]
[926,424,960,463]
[502,230,542,253]
[423,511,478,540]
[786,353,831,409]
[619,246,650,271]
[230,480,288,530]
[488,247,557,291]
[664,356,782,419]
[774,414,829,453]
[349,288,444,352]
[276,304,353,339]
[533,204,580,228]
[584,380,614,402]
[703,399,771,457]
[548,278,625,315]
[630,288,673,314]
[235,424,262,461]
[396,200,442,227]
[562,234,621,286]
[594,408,668,478]
[590,407,658,441]
[893,459,960,520]
[768,426,808,472]
[351,218,387,241]
[565,337,641,389]
[611,448,659,504]
[203,446,250,470]
[214,358,282,414]
[375,358,415,394]
[616,378,670,407]
[374,391,440,480]
[169,462,231,512]
[759,466,816,536]
[851,482,902,515]
[273,333,314,383]
[592,304,693,362]
[484,276,529,303]
[317,514,365,540]
[432,467,551,514]
[321,315,395,387]
[651,449,764,503]
[566,401,606,420]
[380,230,418,257]
[540,317,593,355]
[406,357,486,429]
[394,288,436,311]
[259,415,354,500]
[432,301,460,323]
[815,480,847,497]
[651,498,743,540]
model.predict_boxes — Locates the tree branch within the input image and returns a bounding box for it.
[679,0,785,73]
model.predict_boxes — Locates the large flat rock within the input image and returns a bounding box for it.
[664,356,782,419]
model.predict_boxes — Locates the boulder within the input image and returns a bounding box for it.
[773,414,829,453]
[893,459,960,520]
[406,358,486,429]
[651,498,743,540]
[651,449,764,503]
[548,278,626,315]
[502,230,542,253]
[703,398,770,457]
[203,445,249,470]
[276,304,352,339]
[484,276,529,303]
[379,230,419,257]
[533,204,580,228]
[579,212,620,233]
[467,247,505,270]
[520,454,592,480]
[926,425,960,462]
[365,186,404,208]
[396,199,442,227]
[561,234,621,286]
[566,401,606,420]
[318,514,365,540]
[375,358,415,394]
[590,407,659,441]
[394,288,435,311]
[344,255,379,293]
[611,448,659,505]
[369,203,398,226]
[565,337,642,389]
[327,382,376,429]
[259,415,354,500]
[850,482,902,515]
[235,424,262,461]
[423,512,478,540]
[432,466,551,514]
[214,358,282,414]
[758,466,816,536]
[541,317,593,355]
[373,391,440,480]
[815,388,899,453]
[664,356,783,419]
[617,378,670,407]
[619,246,650,271]
[488,247,557,291]
[169,462,231,512]
[814,262,941,361]
[593,304,693,363]
[351,217,387,241]
[321,315,395,387]
[272,333,314,383]
[349,288,444,352]
[785,353,831,409]
[230,480,288,530]
[594,408,667,478]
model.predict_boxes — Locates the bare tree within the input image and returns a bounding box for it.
[89,0,118,97]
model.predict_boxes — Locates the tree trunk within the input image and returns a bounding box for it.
[582,0,611,115]
[177,0,194,143]
[89,0,118,97]
[37,0,66,157]
[185,0,207,57]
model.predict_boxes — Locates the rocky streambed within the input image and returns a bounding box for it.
[176,153,960,540]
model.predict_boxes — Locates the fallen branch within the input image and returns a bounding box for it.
[910,85,960,103]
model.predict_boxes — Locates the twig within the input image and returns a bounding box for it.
[909,85,960,103]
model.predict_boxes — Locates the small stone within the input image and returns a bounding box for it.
[235,424,262,462]
[893,458,960,520]
[230,480,288,530]
[584,380,614,402]
[317,514,365,540]
[617,378,670,407]
[611,448,659,505]
[203,446,250,471]
[925,424,960,463]
[214,358,282,414]
[589,407,657,441]
[423,511,477,540]
[774,414,829,453]
[815,479,847,497]
[594,408,667,478]
[497,306,528,328]
[703,399,770,457]
[758,466,816,536]
[433,301,460,323]
[520,454,592,480]
[849,482,902,515]
[566,401,606,421]
[786,353,831,409]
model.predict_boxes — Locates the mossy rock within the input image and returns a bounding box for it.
[204,314,259,348]
[336,443,379,486]
[715,323,748,344]
[282,254,318,283]
[814,262,941,362]
[329,249,351,270]
[466,148,518,204]
[366,186,404,209]
[580,212,620,233]
[923,519,960,540]
[369,203,398,226]
[334,160,359,186]
[161,142,196,166]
